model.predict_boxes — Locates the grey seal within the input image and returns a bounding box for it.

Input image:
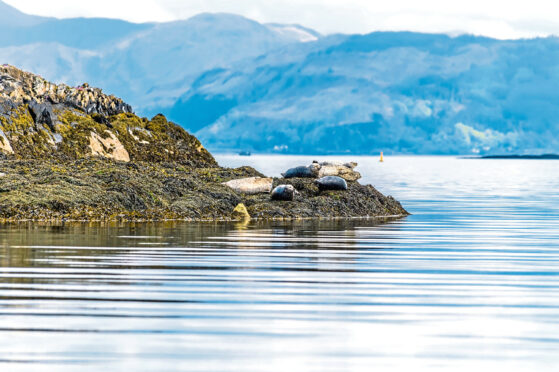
[271,184,299,201]
[314,176,348,191]
[281,166,315,178]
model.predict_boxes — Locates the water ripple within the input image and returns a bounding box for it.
[0,156,558,371]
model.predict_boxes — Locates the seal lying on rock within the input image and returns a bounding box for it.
[271,185,299,201]
[282,161,361,181]
[281,164,320,178]
[315,176,348,191]
[315,161,361,182]
[222,177,273,194]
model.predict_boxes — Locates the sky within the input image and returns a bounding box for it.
[4,0,559,39]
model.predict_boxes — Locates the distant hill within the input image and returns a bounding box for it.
[0,4,312,112]
[171,33,559,155]
[2,0,559,155]
[0,18,151,49]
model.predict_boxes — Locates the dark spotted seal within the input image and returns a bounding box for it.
[281,166,315,178]
[271,185,298,201]
[282,163,321,178]
[314,176,348,191]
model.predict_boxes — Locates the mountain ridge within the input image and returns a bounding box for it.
[2,1,559,155]
[0,1,51,26]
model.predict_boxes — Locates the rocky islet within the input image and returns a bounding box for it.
[0,65,408,221]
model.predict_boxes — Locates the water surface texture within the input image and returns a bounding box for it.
[1,155,559,371]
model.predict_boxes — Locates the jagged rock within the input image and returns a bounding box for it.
[222,177,274,194]
[0,129,13,154]
[0,64,132,116]
[231,203,251,220]
[28,100,55,130]
[91,113,112,127]
[89,131,130,162]
[0,65,216,167]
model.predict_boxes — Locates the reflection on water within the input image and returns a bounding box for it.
[1,156,559,371]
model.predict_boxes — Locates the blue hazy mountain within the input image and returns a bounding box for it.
[1,0,559,155]
[171,33,559,155]
[0,1,149,48]
[0,18,152,49]
[0,4,314,111]
[0,1,49,26]
[92,14,319,110]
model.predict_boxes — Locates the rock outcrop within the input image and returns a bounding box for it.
[0,65,216,167]
[0,64,132,116]
[0,65,408,221]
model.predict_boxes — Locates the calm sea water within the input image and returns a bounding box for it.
[1,155,559,371]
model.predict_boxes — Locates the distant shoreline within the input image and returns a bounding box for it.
[479,154,559,160]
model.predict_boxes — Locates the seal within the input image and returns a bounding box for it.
[222,177,273,194]
[271,184,299,201]
[283,161,361,181]
[317,161,361,181]
[281,165,316,178]
[315,176,348,191]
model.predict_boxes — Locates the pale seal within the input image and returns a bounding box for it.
[222,177,273,194]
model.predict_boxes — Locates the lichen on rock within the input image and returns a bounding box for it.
[232,203,251,220]
[0,65,217,168]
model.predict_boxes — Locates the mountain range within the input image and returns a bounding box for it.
[1,0,559,155]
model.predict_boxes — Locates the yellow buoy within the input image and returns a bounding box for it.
[380,151,384,162]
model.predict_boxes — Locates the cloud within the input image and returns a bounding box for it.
[5,0,559,39]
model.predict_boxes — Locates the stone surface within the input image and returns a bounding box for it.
[0,130,13,154]
[28,100,55,130]
[89,131,130,162]
[0,64,132,116]
[231,203,251,220]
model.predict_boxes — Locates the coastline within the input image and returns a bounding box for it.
[0,158,408,221]
[0,214,409,223]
